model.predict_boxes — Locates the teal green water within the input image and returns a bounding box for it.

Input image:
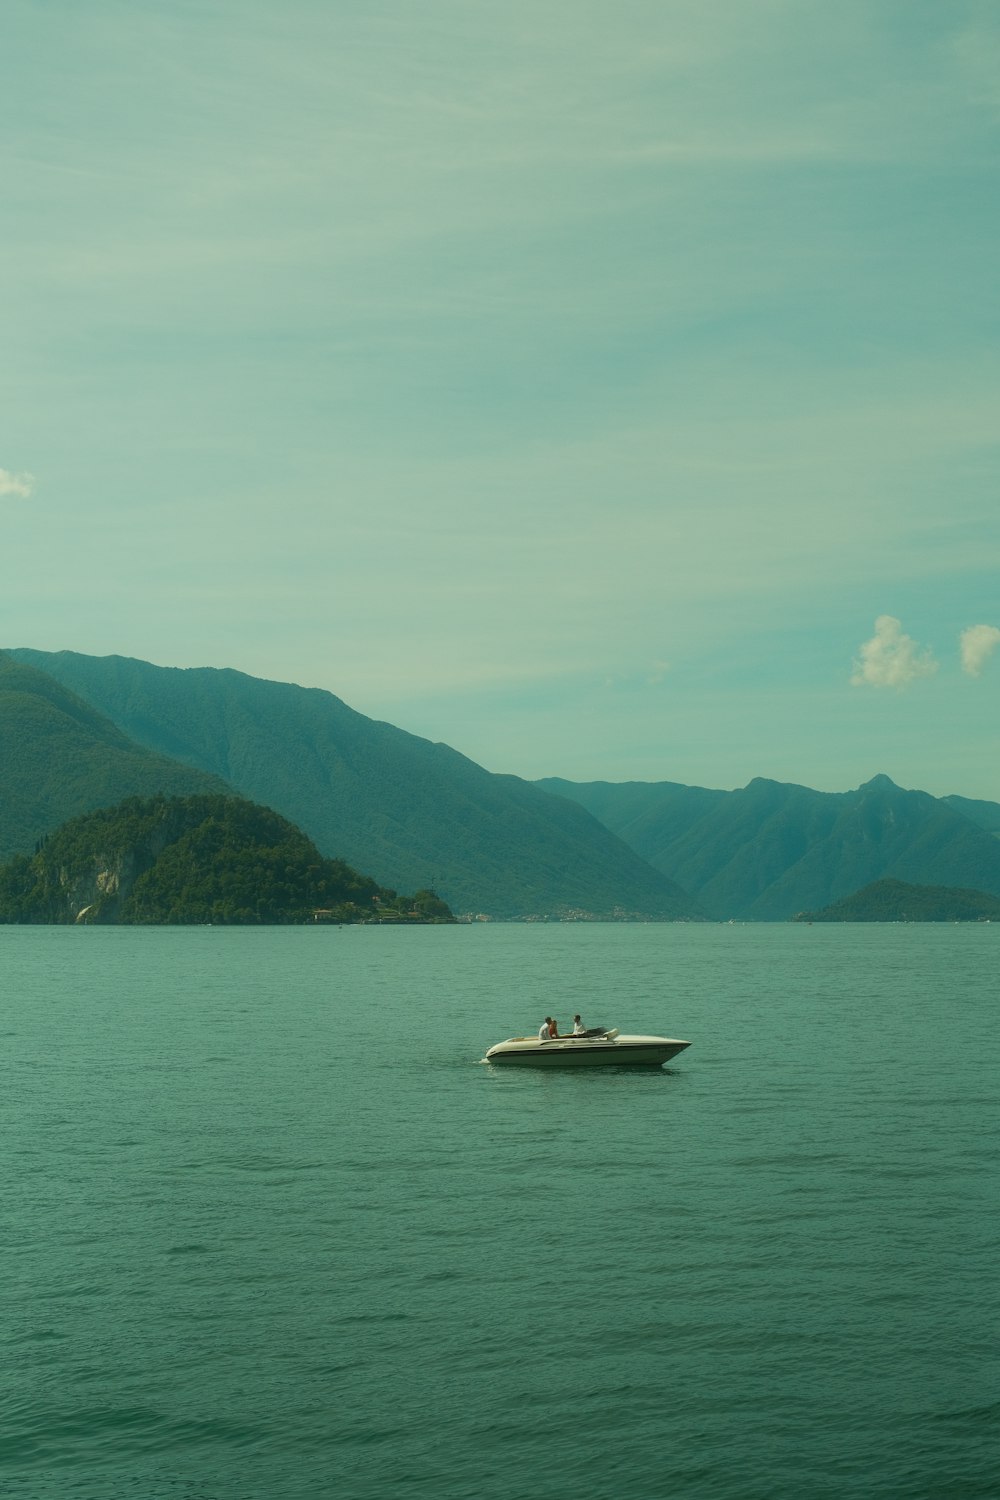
[2,923,997,1499]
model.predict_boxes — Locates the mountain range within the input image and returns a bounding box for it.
[3,650,695,920]
[5,646,1000,921]
[536,774,1000,919]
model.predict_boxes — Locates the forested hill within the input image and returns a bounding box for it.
[0,794,455,925]
[538,774,1000,921]
[9,649,700,920]
[794,878,1000,923]
[0,652,227,860]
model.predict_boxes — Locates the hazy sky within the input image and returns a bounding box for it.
[3,1,999,798]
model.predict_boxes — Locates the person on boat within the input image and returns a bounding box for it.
[538,1017,554,1040]
[572,1014,586,1035]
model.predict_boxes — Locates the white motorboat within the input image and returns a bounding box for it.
[484,1028,690,1068]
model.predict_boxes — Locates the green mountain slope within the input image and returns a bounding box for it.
[9,650,699,920]
[795,877,1000,923]
[0,652,227,860]
[538,773,1000,920]
[941,794,1000,835]
[0,794,452,925]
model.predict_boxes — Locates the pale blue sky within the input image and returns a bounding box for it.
[3,1,998,798]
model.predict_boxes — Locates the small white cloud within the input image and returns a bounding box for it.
[851,615,938,689]
[960,623,1000,677]
[0,468,35,498]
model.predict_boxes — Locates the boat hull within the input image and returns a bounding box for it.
[485,1035,690,1068]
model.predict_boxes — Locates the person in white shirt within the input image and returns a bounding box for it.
[539,1017,553,1040]
[572,1015,586,1035]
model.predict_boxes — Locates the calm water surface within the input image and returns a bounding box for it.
[1,923,997,1499]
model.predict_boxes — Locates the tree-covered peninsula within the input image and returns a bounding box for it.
[0,794,454,926]
[793,877,1000,923]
